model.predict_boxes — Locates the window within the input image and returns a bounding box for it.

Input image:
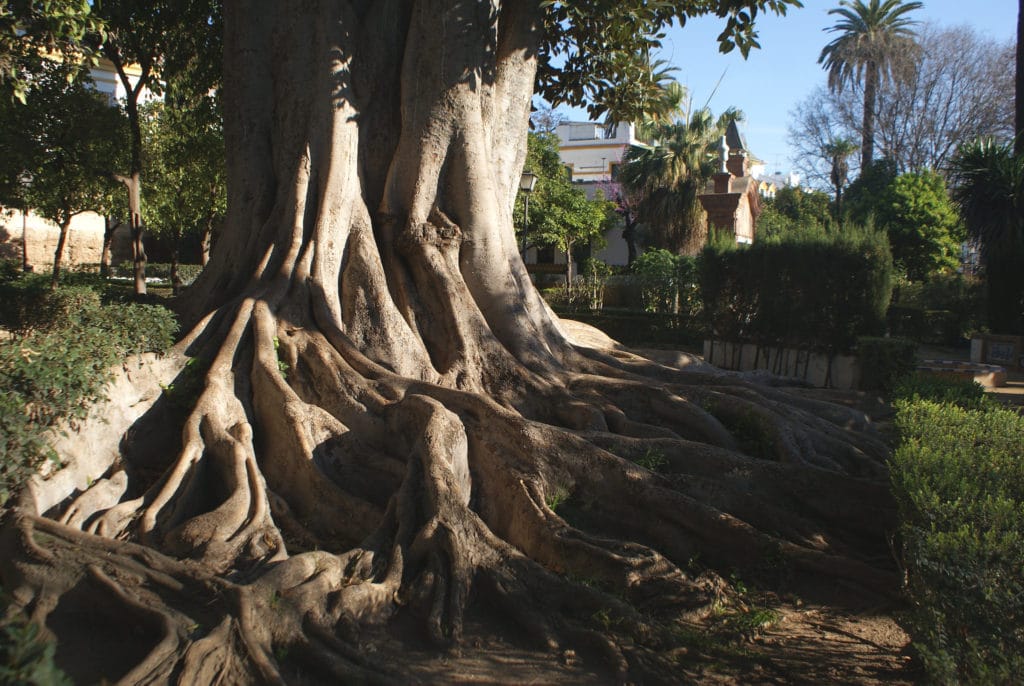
[609,163,620,181]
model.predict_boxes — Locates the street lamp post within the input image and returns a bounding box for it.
[19,171,33,272]
[518,170,537,260]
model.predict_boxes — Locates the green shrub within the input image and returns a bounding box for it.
[699,226,893,355]
[892,400,1024,683]
[0,594,70,686]
[0,283,177,506]
[856,336,917,392]
[890,372,991,410]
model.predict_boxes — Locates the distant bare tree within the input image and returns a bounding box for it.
[791,23,1014,185]
[875,24,1014,172]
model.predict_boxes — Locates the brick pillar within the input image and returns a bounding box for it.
[713,172,731,194]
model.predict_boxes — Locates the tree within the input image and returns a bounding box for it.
[875,170,963,282]
[619,106,739,254]
[1017,0,1023,157]
[142,97,226,291]
[794,25,1014,181]
[0,0,102,103]
[757,185,834,241]
[818,0,922,170]
[5,3,903,682]
[824,137,857,224]
[88,0,221,295]
[514,132,612,285]
[950,138,1024,333]
[0,59,124,287]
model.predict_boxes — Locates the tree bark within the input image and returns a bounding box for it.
[861,62,878,169]
[50,216,71,290]
[1016,0,1023,156]
[2,2,900,682]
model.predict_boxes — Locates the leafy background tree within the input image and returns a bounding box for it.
[88,0,221,294]
[514,132,613,285]
[142,97,226,292]
[875,170,962,282]
[0,59,125,287]
[0,0,102,103]
[619,104,741,255]
[950,138,1024,334]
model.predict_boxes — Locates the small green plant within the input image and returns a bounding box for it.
[0,592,71,686]
[633,447,667,472]
[545,485,569,512]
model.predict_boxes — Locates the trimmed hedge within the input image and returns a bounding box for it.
[700,227,893,355]
[892,396,1024,683]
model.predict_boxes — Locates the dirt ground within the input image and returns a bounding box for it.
[374,586,918,684]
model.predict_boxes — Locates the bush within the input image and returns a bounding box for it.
[891,400,1024,683]
[856,337,917,392]
[0,283,177,506]
[0,592,70,686]
[890,372,991,410]
[700,226,894,355]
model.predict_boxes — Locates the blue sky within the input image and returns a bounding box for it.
[554,0,1018,175]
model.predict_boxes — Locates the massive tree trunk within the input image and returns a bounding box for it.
[2,2,898,682]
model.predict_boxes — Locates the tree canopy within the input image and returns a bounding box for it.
[818,0,922,168]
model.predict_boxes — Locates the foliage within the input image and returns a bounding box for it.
[536,1,803,126]
[794,24,1013,184]
[873,171,963,282]
[949,137,1024,334]
[889,372,990,410]
[630,249,700,316]
[0,58,126,286]
[141,99,226,270]
[700,226,893,355]
[855,336,916,392]
[842,157,898,225]
[891,399,1024,683]
[0,273,177,506]
[515,132,614,277]
[888,274,984,345]
[818,0,923,168]
[0,593,71,686]
[618,105,740,255]
[757,186,832,240]
[0,0,102,104]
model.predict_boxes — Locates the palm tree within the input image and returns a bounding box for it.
[824,137,857,226]
[618,107,740,255]
[818,0,922,170]
[949,137,1024,333]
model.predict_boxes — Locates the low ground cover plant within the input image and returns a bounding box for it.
[0,271,177,506]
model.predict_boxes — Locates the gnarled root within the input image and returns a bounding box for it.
[4,295,901,683]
